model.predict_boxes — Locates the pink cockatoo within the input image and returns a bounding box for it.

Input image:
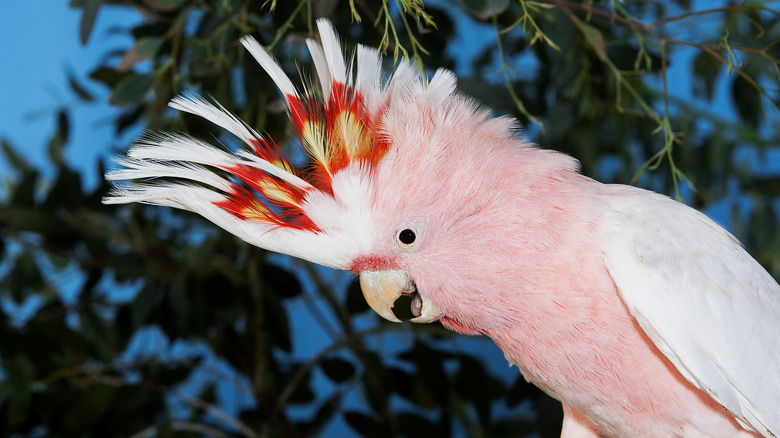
[105,20,780,437]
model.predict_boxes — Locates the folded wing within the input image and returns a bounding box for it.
[604,186,780,437]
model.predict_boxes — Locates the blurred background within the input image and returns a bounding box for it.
[0,1,778,437]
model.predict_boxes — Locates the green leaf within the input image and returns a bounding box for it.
[344,411,383,436]
[8,172,39,208]
[169,274,190,323]
[457,0,509,17]
[43,167,83,209]
[78,0,101,44]
[692,51,721,101]
[454,355,505,423]
[118,37,164,71]
[320,357,355,383]
[66,67,95,102]
[8,252,45,302]
[458,77,517,112]
[3,355,35,427]
[264,285,292,351]
[345,279,370,315]
[46,110,69,167]
[90,66,128,88]
[111,73,154,106]
[490,417,536,437]
[285,367,315,404]
[506,374,542,407]
[396,412,439,438]
[144,0,189,12]
[115,105,145,135]
[57,108,70,143]
[264,263,302,298]
[1,139,32,173]
[397,341,451,407]
[578,22,607,61]
[732,75,761,128]
[61,384,116,431]
[80,303,117,361]
[391,367,438,409]
[47,136,66,168]
[198,383,217,405]
[131,285,159,328]
[489,0,510,14]
[306,394,344,435]
[313,0,339,17]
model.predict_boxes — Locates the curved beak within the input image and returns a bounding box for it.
[359,269,443,324]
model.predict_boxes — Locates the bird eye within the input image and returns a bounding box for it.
[398,229,416,245]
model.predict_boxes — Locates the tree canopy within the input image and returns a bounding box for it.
[1,0,778,436]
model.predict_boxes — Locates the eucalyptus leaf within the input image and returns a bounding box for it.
[1,139,32,173]
[118,37,164,71]
[111,73,154,106]
[320,357,355,383]
[66,67,95,102]
[143,0,188,12]
[78,0,101,44]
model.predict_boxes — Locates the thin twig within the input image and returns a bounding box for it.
[169,389,259,438]
[492,13,543,127]
[272,326,390,415]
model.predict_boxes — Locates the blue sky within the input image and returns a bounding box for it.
[0,3,142,189]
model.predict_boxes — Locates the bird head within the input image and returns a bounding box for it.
[105,19,578,329]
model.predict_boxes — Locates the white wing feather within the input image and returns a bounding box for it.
[603,185,780,437]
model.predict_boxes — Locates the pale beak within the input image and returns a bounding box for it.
[359,269,443,323]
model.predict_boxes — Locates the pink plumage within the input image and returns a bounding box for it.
[105,20,780,437]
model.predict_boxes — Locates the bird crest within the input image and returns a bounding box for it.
[106,20,394,231]
[105,19,456,268]
[209,74,389,232]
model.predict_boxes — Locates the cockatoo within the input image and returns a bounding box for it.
[105,19,779,437]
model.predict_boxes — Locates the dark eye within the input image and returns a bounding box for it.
[398,229,416,245]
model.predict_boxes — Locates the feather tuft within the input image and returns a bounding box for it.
[105,19,459,267]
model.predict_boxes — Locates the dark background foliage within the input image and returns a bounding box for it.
[1,0,778,436]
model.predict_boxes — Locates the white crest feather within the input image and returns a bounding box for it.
[106,158,233,192]
[427,69,457,104]
[315,19,347,86]
[355,44,383,115]
[127,132,239,167]
[306,39,332,99]
[170,93,260,144]
[240,35,298,97]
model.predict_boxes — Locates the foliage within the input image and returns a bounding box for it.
[1,0,778,436]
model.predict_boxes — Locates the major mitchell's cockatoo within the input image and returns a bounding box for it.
[105,20,779,437]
